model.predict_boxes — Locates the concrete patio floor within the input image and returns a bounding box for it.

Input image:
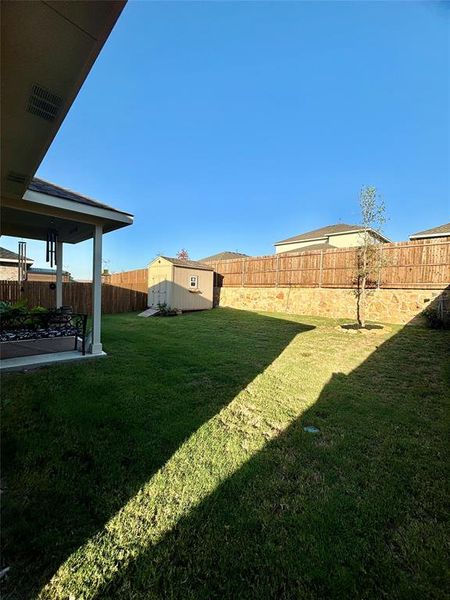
[0,338,106,372]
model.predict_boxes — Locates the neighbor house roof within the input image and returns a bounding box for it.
[409,223,450,240]
[275,223,390,245]
[28,178,133,217]
[160,257,214,271]
[276,242,334,254]
[0,246,33,263]
[200,251,249,262]
[28,267,70,275]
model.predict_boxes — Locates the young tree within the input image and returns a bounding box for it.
[176,248,189,261]
[355,186,386,328]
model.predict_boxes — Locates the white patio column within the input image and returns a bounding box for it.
[91,224,103,354]
[55,241,63,308]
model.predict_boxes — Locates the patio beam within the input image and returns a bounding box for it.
[91,224,103,355]
[55,241,63,308]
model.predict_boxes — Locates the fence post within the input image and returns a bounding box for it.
[377,244,383,289]
[242,259,246,288]
[275,254,279,287]
[319,250,323,288]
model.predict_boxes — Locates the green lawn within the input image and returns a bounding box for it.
[2,308,449,599]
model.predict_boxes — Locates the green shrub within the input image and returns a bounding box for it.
[157,302,178,316]
[422,306,448,329]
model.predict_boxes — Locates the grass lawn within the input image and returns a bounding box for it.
[2,308,449,599]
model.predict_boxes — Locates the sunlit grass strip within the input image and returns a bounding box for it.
[39,336,331,599]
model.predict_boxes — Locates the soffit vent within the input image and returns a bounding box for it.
[27,84,63,122]
[6,171,27,184]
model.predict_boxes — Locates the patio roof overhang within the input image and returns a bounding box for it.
[1,185,133,244]
[1,0,126,202]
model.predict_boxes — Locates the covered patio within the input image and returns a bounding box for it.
[1,178,133,371]
[1,0,128,371]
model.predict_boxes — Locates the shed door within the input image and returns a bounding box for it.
[148,276,169,308]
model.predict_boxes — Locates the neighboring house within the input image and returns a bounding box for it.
[200,251,249,262]
[409,223,450,241]
[148,256,214,311]
[0,246,72,282]
[0,247,33,280]
[274,224,390,254]
[27,268,71,282]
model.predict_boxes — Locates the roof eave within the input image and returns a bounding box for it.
[410,232,449,240]
[0,257,34,264]
[23,189,133,225]
[274,228,391,246]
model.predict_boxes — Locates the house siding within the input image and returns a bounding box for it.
[0,264,19,280]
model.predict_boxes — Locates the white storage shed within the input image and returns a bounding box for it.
[147,256,214,311]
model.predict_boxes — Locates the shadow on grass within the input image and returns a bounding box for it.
[1,308,313,599]
[89,314,449,598]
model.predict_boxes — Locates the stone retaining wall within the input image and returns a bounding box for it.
[214,286,449,325]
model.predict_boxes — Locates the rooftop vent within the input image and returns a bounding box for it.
[27,84,62,122]
[6,171,27,184]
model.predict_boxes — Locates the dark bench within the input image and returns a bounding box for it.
[0,310,88,355]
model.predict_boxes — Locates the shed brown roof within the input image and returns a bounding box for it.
[409,223,450,239]
[161,257,214,271]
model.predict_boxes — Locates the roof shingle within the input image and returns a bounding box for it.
[28,178,133,217]
[410,223,450,239]
[0,246,33,262]
[275,223,389,245]
[159,257,214,271]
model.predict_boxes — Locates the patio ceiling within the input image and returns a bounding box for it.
[1,0,126,202]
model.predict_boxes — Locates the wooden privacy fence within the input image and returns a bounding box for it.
[102,268,148,293]
[0,281,147,314]
[21,238,444,309]
[205,239,450,290]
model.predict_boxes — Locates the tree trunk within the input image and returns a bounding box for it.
[360,274,366,328]
[356,236,368,328]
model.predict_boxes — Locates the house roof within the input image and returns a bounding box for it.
[0,246,33,263]
[200,251,249,262]
[276,242,334,254]
[28,267,70,275]
[28,178,133,217]
[409,223,450,239]
[274,223,390,245]
[160,257,214,271]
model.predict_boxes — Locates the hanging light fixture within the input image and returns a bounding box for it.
[46,229,58,268]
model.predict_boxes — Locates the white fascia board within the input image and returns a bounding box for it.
[327,228,391,242]
[410,232,449,240]
[23,190,133,226]
[0,258,33,264]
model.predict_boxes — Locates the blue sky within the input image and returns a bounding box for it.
[4,1,449,279]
